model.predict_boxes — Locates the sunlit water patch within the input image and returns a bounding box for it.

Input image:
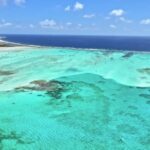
[0,47,150,150]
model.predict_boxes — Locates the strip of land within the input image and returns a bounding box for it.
[0,38,34,51]
[0,38,20,46]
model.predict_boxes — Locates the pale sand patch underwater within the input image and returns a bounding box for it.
[0,47,150,150]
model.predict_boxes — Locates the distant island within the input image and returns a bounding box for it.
[0,37,18,47]
[0,37,36,51]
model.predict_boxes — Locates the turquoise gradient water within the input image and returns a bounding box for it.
[0,47,150,150]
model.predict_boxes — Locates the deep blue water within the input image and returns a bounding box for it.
[2,34,150,51]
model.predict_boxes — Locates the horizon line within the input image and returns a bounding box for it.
[1,34,150,38]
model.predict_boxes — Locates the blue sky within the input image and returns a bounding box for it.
[0,0,150,35]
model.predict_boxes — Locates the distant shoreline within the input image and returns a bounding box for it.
[0,36,150,53]
[0,37,23,46]
[0,37,40,51]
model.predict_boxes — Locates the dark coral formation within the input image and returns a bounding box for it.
[0,70,15,76]
[15,80,65,92]
[139,94,150,99]
[66,68,79,72]
[0,129,34,149]
[138,68,150,75]
[31,80,64,91]
[122,52,134,58]
[15,79,67,100]
[15,76,106,109]
[146,101,150,104]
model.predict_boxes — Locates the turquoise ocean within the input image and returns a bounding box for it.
[0,47,150,150]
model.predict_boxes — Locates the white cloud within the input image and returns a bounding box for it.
[40,19,57,28]
[0,0,26,6]
[77,23,82,27]
[119,17,132,23]
[14,0,26,5]
[39,19,63,30]
[65,2,84,12]
[65,5,71,11]
[110,24,117,29]
[140,19,150,25]
[83,14,95,19]
[74,2,84,11]
[29,24,34,28]
[66,22,72,26]
[110,9,125,17]
[0,20,12,27]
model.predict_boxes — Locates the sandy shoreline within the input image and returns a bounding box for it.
[0,39,37,51]
[0,38,21,46]
[0,39,22,49]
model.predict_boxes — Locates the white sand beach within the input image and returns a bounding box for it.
[0,39,35,51]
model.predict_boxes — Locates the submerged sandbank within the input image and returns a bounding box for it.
[0,47,149,91]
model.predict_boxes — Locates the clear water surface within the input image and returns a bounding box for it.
[0,47,150,150]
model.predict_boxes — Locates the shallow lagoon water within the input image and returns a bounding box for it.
[0,47,150,150]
